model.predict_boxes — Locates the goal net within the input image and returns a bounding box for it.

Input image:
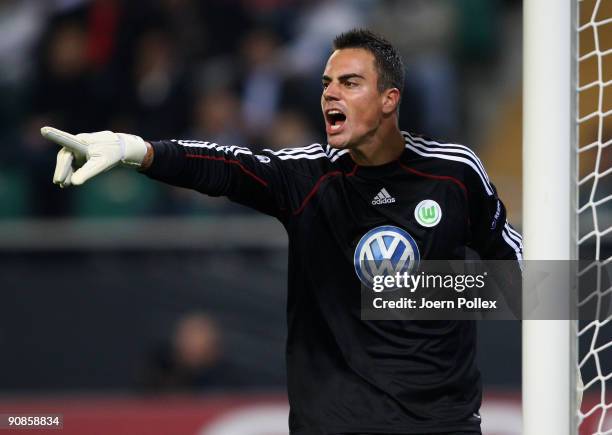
[523,0,611,434]
[577,0,612,433]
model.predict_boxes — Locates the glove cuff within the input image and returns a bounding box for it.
[117,133,148,167]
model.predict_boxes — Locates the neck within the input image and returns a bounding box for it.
[348,124,405,166]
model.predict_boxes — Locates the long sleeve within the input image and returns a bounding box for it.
[143,139,298,219]
[465,162,523,263]
[142,139,336,221]
[464,157,523,317]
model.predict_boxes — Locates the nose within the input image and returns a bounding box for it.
[323,82,340,101]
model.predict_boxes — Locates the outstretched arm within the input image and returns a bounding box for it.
[41,127,297,219]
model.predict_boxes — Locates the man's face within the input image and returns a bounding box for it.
[321,48,385,149]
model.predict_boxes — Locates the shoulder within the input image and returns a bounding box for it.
[261,142,346,176]
[261,143,328,161]
[402,131,495,196]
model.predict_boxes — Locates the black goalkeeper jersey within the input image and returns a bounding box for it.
[143,131,523,435]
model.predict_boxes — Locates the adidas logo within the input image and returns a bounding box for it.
[372,188,396,205]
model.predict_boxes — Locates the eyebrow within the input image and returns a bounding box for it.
[322,73,365,82]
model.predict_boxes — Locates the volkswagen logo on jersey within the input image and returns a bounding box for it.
[353,225,420,289]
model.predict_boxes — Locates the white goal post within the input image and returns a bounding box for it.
[524,0,612,433]
[523,0,578,434]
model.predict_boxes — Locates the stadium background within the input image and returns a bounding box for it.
[0,0,592,434]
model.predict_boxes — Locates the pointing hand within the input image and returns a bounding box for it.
[41,127,147,187]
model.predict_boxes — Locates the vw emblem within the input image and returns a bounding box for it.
[353,225,420,289]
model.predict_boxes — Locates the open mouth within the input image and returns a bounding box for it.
[325,109,347,133]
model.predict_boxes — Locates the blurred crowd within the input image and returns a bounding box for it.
[0,0,521,218]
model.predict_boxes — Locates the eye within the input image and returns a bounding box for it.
[322,82,329,90]
[344,81,357,88]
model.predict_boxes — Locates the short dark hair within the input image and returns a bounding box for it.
[333,29,405,96]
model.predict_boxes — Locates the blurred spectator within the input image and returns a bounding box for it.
[198,0,253,59]
[27,18,102,130]
[264,109,317,150]
[240,0,300,41]
[191,88,245,146]
[0,0,46,86]
[24,16,107,216]
[157,0,207,63]
[137,313,245,392]
[0,1,44,167]
[282,0,369,76]
[159,87,250,215]
[122,29,191,139]
[279,0,369,129]
[370,0,459,139]
[239,28,283,143]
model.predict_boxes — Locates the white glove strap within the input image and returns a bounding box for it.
[117,133,147,167]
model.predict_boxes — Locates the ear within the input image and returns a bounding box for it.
[381,88,401,115]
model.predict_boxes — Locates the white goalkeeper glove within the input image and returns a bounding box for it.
[40,126,148,187]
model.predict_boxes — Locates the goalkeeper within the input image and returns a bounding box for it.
[42,29,522,435]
